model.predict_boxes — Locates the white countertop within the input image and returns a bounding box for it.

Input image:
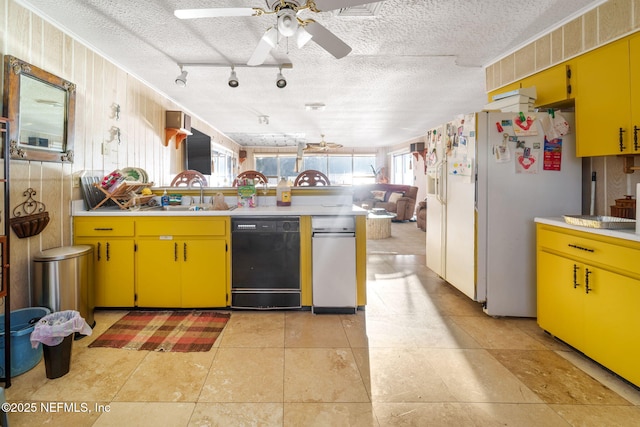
[72,200,367,217]
[534,217,640,243]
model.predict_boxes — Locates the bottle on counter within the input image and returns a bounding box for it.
[161,190,169,207]
[276,177,291,206]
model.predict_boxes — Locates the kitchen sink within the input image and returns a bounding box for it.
[163,204,212,211]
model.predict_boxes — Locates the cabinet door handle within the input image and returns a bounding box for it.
[97,242,101,261]
[568,244,594,253]
[619,127,626,152]
[174,242,178,262]
[183,242,187,262]
[585,268,592,294]
[573,264,580,288]
[634,125,639,151]
[106,242,110,261]
[93,227,113,231]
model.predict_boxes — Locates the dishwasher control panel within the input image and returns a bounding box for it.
[232,217,299,233]
[311,216,355,233]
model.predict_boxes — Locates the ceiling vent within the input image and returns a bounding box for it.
[335,2,384,17]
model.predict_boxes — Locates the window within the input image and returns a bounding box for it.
[393,152,413,185]
[301,156,327,174]
[255,155,297,185]
[254,154,377,185]
[211,149,234,186]
[353,156,377,184]
[328,156,352,185]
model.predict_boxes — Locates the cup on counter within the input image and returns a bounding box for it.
[181,196,192,206]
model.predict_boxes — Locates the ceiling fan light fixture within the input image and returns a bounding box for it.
[277,8,298,37]
[228,68,239,88]
[295,26,313,48]
[175,68,188,87]
[276,68,287,88]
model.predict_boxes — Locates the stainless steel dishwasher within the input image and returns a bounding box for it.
[311,216,357,314]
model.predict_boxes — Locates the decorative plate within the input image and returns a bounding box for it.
[120,167,148,182]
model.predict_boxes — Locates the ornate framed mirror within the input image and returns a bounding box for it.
[2,55,75,162]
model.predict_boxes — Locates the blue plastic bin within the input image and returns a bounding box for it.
[0,307,51,377]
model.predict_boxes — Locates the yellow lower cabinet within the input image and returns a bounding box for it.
[135,217,229,308]
[537,250,584,349]
[136,239,182,307]
[75,237,135,307]
[181,239,227,307]
[583,266,640,387]
[537,224,640,387]
[74,217,136,307]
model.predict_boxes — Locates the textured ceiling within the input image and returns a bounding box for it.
[17,0,604,149]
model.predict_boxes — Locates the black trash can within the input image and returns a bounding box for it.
[30,310,92,379]
[43,335,73,379]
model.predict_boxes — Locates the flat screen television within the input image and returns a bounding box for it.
[184,128,212,175]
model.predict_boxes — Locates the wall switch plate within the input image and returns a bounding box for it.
[102,142,109,155]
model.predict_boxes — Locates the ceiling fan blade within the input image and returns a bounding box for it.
[304,21,352,59]
[174,8,258,19]
[313,0,378,12]
[247,27,278,66]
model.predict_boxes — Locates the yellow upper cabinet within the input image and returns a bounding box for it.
[575,35,639,156]
[486,62,572,108]
[630,34,640,152]
[520,62,573,107]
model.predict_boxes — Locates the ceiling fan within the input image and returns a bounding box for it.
[304,134,343,151]
[174,0,377,66]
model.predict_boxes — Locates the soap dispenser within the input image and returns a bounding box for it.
[161,190,169,207]
[276,177,291,206]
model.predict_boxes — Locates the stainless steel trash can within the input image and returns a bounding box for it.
[32,245,95,328]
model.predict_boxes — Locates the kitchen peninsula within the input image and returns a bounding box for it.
[72,188,368,312]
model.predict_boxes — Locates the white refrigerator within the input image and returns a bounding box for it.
[426,111,582,317]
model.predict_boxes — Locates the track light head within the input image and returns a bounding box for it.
[228,68,239,88]
[175,68,188,87]
[276,69,287,89]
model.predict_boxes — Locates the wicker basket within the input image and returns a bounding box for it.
[610,195,636,219]
[10,211,50,238]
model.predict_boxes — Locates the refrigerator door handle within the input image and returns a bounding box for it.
[436,160,446,205]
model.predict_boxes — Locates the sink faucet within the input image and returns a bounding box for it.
[188,176,205,204]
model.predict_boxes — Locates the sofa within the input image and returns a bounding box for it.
[352,183,418,221]
[416,201,426,231]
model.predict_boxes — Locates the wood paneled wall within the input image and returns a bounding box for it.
[0,0,239,309]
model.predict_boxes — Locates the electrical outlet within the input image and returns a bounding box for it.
[102,142,109,155]
[72,171,85,188]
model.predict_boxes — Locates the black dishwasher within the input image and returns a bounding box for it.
[231,217,301,309]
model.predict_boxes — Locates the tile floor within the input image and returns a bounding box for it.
[5,221,640,426]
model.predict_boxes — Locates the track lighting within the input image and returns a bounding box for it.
[175,67,188,87]
[175,62,292,88]
[276,68,287,89]
[228,67,239,88]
